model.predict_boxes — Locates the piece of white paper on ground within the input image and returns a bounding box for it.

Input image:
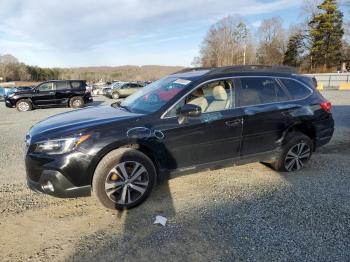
[154,215,167,226]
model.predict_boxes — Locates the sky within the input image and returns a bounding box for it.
[0,0,306,68]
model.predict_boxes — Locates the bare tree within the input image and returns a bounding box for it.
[196,16,256,67]
[257,17,286,65]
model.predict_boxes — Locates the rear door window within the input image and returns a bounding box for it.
[238,77,278,106]
[56,81,68,90]
[279,78,312,100]
[238,77,291,106]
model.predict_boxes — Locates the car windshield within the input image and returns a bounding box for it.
[120,76,191,114]
[112,82,124,88]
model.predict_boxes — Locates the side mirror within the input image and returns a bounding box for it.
[178,104,201,125]
[179,104,201,117]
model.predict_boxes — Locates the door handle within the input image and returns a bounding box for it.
[225,119,241,127]
[49,92,55,95]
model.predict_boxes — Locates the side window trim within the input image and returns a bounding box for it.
[161,76,314,119]
[162,77,235,119]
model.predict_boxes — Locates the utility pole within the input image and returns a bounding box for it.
[243,44,246,65]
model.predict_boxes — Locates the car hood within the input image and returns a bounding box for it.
[12,88,35,95]
[29,106,143,139]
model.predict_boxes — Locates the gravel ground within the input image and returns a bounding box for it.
[0,91,349,262]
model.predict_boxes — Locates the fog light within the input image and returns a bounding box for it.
[42,181,55,192]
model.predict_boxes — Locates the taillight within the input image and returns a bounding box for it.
[320,101,332,113]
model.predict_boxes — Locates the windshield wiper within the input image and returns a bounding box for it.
[114,103,132,112]
[119,104,130,111]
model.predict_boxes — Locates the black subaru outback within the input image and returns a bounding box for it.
[5,80,93,111]
[25,66,334,209]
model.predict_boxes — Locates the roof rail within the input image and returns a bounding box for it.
[207,65,298,75]
[171,67,214,74]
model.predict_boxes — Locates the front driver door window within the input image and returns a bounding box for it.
[33,82,56,105]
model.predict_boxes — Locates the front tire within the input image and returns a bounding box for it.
[69,96,84,109]
[112,92,120,100]
[271,132,313,172]
[92,148,156,210]
[16,99,32,112]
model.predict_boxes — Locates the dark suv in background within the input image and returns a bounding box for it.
[5,80,93,111]
[25,66,334,209]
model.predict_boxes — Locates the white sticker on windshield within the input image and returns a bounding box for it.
[173,79,191,85]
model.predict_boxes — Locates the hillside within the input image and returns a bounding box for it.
[60,65,185,82]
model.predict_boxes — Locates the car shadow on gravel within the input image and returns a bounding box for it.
[68,176,350,262]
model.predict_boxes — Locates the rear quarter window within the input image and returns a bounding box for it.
[279,78,312,100]
[70,81,85,89]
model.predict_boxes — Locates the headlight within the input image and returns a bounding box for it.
[34,135,90,155]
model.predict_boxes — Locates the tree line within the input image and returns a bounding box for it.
[0,54,62,82]
[0,54,182,82]
[194,0,348,72]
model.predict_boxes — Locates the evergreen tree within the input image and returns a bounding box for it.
[283,33,304,67]
[309,0,344,69]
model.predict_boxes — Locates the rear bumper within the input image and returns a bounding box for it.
[314,116,334,148]
[27,169,91,198]
[84,96,93,104]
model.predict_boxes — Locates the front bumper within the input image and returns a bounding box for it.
[5,98,15,108]
[27,170,91,198]
[25,151,93,198]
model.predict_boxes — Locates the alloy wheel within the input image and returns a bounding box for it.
[284,142,311,171]
[104,161,149,205]
[18,101,30,111]
[72,100,82,108]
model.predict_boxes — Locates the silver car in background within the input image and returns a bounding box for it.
[106,82,144,99]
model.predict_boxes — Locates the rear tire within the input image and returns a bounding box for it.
[69,96,84,108]
[271,132,313,172]
[92,148,156,210]
[16,99,32,112]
